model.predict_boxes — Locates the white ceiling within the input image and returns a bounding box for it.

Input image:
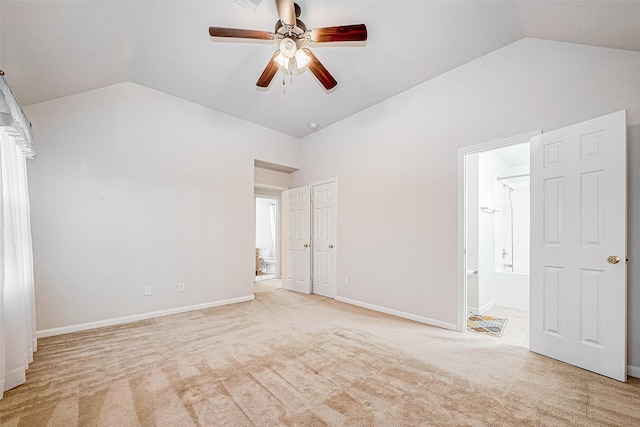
[2,1,640,138]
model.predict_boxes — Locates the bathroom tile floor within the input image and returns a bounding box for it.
[483,305,530,347]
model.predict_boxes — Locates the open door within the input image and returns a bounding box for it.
[530,110,627,381]
[282,186,311,294]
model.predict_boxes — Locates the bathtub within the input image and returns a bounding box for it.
[493,270,529,311]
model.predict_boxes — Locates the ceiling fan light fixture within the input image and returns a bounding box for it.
[279,38,297,58]
[275,52,290,70]
[294,49,310,69]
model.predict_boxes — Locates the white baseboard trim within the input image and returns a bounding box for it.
[628,365,640,379]
[335,296,458,331]
[467,300,495,316]
[37,295,255,338]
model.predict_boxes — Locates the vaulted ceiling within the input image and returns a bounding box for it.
[2,1,640,137]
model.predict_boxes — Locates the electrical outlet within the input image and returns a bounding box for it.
[177,282,185,292]
[344,276,350,285]
[144,285,152,296]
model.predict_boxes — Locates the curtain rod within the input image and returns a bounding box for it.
[497,173,530,181]
[0,68,4,76]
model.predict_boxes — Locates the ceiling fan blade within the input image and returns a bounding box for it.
[302,48,337,90]
[257,51,282,88]
[307,24,368,43]
[209,27,274,40]
[275,0,296,27]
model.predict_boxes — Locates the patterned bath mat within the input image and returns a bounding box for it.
[467,314,508,337]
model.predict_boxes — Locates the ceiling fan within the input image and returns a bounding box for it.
[208,0,367,90]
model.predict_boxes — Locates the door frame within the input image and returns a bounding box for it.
[457,131,541,332]
[254,184,285,279]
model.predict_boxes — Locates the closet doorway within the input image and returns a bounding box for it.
[281,179,337,297]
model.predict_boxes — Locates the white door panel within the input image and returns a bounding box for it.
[530,110,627,381]
[281,186,311,294]
[312,182,336,297]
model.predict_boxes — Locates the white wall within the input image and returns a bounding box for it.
[293,39,640,363]
[25,82,299,332]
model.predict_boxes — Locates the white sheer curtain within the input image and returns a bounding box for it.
[269,203,277,249]
[0,75,36,400]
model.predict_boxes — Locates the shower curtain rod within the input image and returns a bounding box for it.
[497,173,530,181]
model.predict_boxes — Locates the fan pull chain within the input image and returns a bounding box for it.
[282,69,286,95]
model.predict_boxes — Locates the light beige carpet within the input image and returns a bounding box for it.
[1,280,639,426]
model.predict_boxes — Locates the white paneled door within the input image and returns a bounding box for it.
[282,186,311,294]
[530,110,627,381]
[312,181,337,297]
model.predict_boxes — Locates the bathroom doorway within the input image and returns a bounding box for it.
[462,132,537,347]
[255,195,280,281]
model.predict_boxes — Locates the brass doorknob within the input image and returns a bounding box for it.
[329,244,334,249]
[304,244,309,248]
[607,255,620,265]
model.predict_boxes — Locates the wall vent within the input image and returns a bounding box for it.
[235,0,263,13]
